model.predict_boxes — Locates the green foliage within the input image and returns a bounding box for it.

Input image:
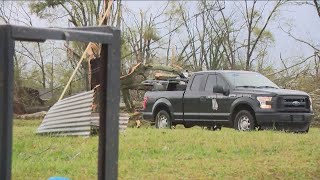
[21,66,43,89]
[259,65,275,76]
[30,0,100,26]
[143,26,160,41]
[165,1,184,25]
[120,34,131,60]
[253,27,275,43]
[29,0,67,17]
[251,9,261,20]
[12,121,320,179]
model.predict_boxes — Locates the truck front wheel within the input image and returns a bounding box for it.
[234,110,256,131]
[155,110,171,129]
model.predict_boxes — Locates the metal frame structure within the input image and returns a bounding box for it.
[0,25,120,180]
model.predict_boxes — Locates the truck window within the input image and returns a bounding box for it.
[205,74,217,91]
[190,74,204,91]
[217,75,229,90]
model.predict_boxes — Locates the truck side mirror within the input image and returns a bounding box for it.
[213,85,230,96]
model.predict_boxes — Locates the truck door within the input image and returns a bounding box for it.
[184,73,222,122]
[201,73,225,121]
[214,74,233,121]
[183,74,205,121]
[183,73,232,122]
[195,73,232,122]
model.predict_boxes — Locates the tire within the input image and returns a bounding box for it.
[155,110,171,129]
[233,110,256,131]
[184,124,193,128]
[295,126,309,134]
[304,127,310,133]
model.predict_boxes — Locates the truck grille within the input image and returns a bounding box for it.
[277,96,310,112]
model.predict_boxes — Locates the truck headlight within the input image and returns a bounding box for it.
[257,96,272,109]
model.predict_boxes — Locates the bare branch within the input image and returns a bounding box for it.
[267,55,315,76]
[279,53,289,76]
[281,26,320,52]
[314,0,320,17]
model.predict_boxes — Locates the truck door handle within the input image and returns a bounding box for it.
[200,96,206,101]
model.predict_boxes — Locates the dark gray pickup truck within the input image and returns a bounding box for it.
[142,70,313,132]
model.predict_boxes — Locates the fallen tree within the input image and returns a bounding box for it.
[120,62,184,112]
[15,111,47,120]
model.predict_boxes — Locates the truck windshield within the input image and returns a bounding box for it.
[223,72,279,89]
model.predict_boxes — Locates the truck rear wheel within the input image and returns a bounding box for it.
[234,110,256,131]
[155,110,171,129]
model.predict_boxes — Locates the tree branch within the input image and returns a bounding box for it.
[267,55,315,76]
[314,0,320,17]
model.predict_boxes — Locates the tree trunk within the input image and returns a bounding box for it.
[116,0,122,28]
[122,88,134,112]
[37,43,46,88]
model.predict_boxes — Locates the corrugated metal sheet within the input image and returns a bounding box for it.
[91,113,130,132]
[37,90,129,136]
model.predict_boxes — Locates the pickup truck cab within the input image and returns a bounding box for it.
[142,70,313,132]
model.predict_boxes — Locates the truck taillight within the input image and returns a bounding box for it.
[143,97,148,110]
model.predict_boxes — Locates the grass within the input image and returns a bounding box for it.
[12,120,320,180]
